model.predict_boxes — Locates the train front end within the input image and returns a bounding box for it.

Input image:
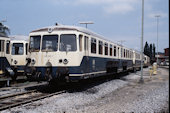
[25,26,83,82]
[10,40,28,77]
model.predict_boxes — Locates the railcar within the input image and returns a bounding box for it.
[25,25,143,83]
[144,55,150,67]
[10,35,28,80]
[132,50,141,71]
[0,36,14,77]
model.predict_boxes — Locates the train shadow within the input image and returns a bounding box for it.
[24,71,130,94]
[67,71,129,93]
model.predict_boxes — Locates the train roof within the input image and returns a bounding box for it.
[31,25,122,44]
[10,35,28,41]
[0,35,9,38]
[31,25,105,39]
[30,25,135,51]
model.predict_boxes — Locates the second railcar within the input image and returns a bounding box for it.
[10,36,28,80]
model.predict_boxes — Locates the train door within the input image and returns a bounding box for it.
[0,39,5,57]
[84,36,90,73]
[0,39,5,74]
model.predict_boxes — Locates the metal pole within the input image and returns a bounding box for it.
[139,0,144,83]
[155,15,160,64]
[79,21,94,28]
[118,40,125,46]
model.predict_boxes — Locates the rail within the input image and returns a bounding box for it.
[0,89,66,111]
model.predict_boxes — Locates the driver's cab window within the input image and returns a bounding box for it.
[12,43,24,55]
[59,34,77,52]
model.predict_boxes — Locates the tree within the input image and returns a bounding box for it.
[0,22,10,37]
[153,43,156,61]
[144,41,150,56]
[149,44,152,59]
[149,44,153,64]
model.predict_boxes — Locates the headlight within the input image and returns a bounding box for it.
[63,59,68,64]
[31,59,36,64]
[14,60,18,64]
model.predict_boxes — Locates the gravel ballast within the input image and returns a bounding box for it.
[1,67,169,113]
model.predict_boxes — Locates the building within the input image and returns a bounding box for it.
[156,48,169,65]
[164,48,169,56]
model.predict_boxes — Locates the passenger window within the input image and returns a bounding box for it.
[110,44,112,56]
[99,41,103,55]
[6,41,10,54]
[91,38,96,53]
[114,46,116,57]
[118,47,119,58]
[121,48,123,58]
[79,35,83,52]
[126,50,127,58]
[105,43,108,55]
[0,40,4,52]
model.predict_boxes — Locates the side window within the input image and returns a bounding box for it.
[105,43,108,55]
[121,48,123,58]
[79,35,83,52]
[114,46,116,57]
[84,36,89,51]
[126,50,127,58]
[0,40,4,52]
[118,47,119,58]
[6,41,10,54]
[91,38,96,54]
[110,44,112,56]
[26,43,28,55]
[99,41,103,55]
[124,49,125,58]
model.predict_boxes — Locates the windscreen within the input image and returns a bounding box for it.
[42,35,58,52]
[59,34,77,51]
[29,36,41,52]
[12,43,24,55]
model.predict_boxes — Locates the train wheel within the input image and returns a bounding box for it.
[11,68,17,81]
[133,67,136,73]
[45,67,52,81]
[11,74,17,81]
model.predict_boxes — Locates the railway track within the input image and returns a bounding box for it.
[0,89,66,111]
[0,69,146,111]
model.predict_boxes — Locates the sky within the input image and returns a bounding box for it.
[0,0,169,52]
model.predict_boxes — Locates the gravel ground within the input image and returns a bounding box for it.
[1,67,169,113]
